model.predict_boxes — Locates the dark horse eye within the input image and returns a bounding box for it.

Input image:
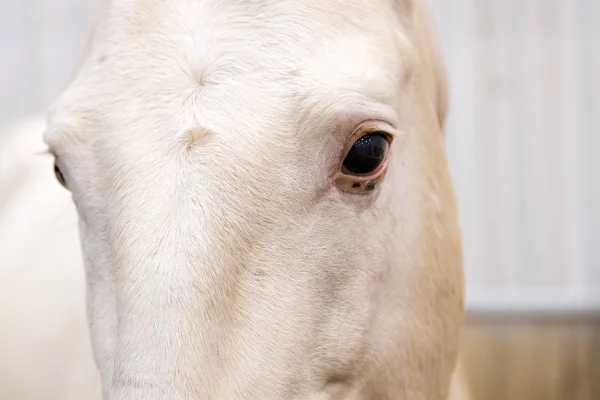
[342,132,390,175]
[54,162,68,189]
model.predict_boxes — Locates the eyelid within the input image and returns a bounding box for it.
[355,119,398,139]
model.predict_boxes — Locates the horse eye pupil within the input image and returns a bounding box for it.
[54,163,66,187]
[343,132,389,175]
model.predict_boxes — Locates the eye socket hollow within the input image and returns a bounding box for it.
[54,162,68,189]
[342,131,390,176]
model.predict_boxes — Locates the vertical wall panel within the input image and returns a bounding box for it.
[429,0,599,313]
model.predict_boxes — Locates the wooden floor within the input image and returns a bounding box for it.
[458,318,600,400]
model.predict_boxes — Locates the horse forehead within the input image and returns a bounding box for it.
[46,0,407,148]
[104,0,395,38]
[94,0,401,71]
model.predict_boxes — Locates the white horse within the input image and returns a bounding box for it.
[4,0,468,398]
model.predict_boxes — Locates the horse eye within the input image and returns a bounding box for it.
[53,162,68,189]
[342,131,390,175]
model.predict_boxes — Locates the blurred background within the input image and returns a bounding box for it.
[1,0,598,399]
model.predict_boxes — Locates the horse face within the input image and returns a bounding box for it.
[44,1,463,398]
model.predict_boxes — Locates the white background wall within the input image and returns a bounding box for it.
[1,0,598,314]
[429,0,599,314]
[0,0,97,128]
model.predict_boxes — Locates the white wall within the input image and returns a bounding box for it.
[1,0,598,314]
[0,0,97,127]
[430,0,599,314]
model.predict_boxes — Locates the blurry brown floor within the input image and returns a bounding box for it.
[458,317,600,400]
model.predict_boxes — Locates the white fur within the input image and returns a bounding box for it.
[6,0,465,399]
